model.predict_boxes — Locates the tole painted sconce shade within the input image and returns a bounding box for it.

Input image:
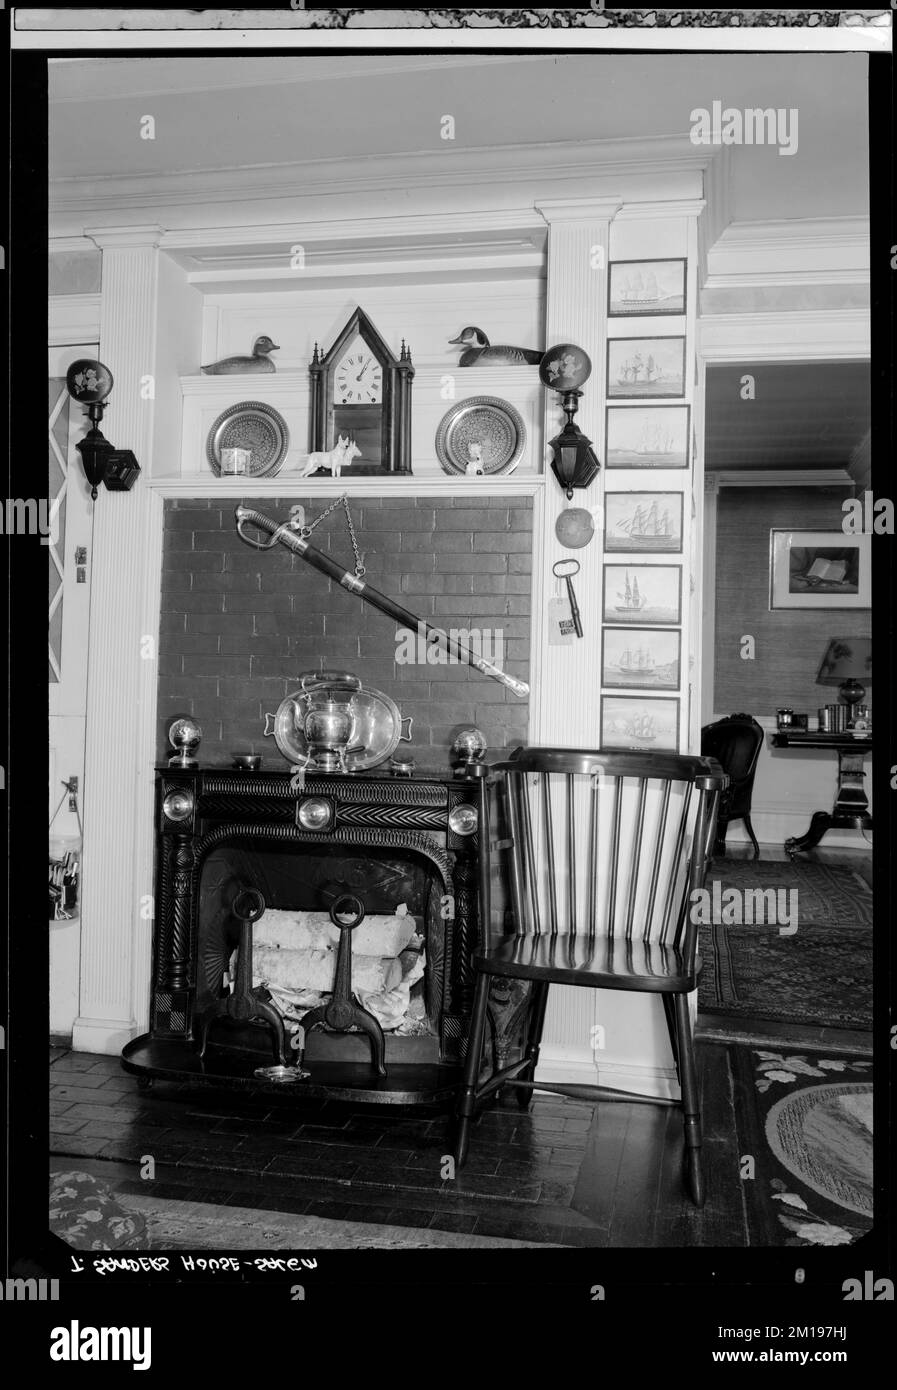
[64,359,141,500]
[539,344,600,499]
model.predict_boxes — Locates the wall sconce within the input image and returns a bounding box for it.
[539,343,600,499]
[64,360,141,500]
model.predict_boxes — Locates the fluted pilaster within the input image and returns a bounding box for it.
[73,227,164,1052]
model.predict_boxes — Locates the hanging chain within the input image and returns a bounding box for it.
[299,493,365,577]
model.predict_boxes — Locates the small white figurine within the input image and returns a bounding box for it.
[297,436,361,479]
[464,442,485,476]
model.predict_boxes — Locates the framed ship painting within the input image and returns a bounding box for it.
[608,259,686,317]
[601,696,679,752]
[601,627,681,690]
[603,565,682,626]
[604,492,684,554]
[607,337,686,399]
[606,405,690,468]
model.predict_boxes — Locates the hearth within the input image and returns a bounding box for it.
[121,765,486,1102]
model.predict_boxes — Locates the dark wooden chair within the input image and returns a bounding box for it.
[454,747,726,1207]
[700,714,764,859]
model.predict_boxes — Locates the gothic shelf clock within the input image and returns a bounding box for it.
[309,307,414,475]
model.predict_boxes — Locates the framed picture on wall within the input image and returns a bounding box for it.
[608,258,686,317]
[604,492,684,553]
[601,696,679,752]
[606,405,690,468]
[769,530,872,609]
[601,627,681,690]
[603,564,682,625]
[607,337,686,399]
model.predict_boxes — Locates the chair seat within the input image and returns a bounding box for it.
[474,933,700,992]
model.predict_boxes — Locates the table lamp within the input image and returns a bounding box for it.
[816,637,871,717]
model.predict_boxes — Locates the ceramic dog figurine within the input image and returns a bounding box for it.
[298,436,361,479]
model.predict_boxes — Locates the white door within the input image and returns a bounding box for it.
[49,343,97,1036]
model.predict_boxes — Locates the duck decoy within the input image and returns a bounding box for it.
[448,326,542,367]
[201,335,280,375]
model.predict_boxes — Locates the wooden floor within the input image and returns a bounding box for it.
[50,842,872,1248]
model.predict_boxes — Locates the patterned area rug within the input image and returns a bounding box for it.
[698,861,871,1030]
[730,1045,873,1247]
[48,1171,555,1251]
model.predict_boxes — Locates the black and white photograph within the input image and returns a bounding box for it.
[5,5,892,1350]
[606,405,690,468]
[608,258,687,317]
[607,336,686,399]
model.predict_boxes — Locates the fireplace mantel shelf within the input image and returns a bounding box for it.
[146,474,545,498]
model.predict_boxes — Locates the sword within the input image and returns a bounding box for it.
[234,505,529,698]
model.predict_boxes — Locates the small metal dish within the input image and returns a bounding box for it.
[253,1064,310,1084]
[232,753,262,771]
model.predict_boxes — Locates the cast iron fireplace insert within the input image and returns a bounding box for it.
[121,766,490,1104]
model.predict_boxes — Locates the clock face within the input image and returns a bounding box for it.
[334,338,383,405]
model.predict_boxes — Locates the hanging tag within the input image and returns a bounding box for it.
[548,595,577,645]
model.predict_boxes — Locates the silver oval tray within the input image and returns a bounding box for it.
[206,400,290,477]
[265,684,412,772]
[435,395,526,477]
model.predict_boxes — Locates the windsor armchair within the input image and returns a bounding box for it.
[454,747,726,1207]
[701,714,763,858]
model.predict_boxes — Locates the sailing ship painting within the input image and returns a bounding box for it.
[602,628,680,689]
[608,259,686,317]
[606,406,689,468]
[601,697,679,752]
[603,565,681,625]
[607,338,686,399]
[604,492,683,553]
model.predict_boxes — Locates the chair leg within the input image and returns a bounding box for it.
[454,971,491,1168]
[713,817,728,859]
[743,814,761,859]
[661,993,680,1083]
[515,982,550,1110]
[673,992,705,1208]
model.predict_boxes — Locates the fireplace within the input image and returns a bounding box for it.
[121,765,485,1102]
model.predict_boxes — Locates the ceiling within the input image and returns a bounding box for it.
[49,52,869,223]
[705,361,870,471]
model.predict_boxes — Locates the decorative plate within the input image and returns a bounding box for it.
[265,684,412,773]
[435,396,526,477]
[206,400,290,477]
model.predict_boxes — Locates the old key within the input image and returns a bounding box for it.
[552,558,584,639]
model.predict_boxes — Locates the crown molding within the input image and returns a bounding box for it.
[698,308,869,362]
[710,468,853,488]
[705,216,869,288]
[614,199,706,222]
[84,224,166,251]
[48,293,101,346]
[50,134,711,225]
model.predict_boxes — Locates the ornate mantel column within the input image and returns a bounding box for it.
[72,225,165,1053]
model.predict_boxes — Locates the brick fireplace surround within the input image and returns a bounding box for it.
[157,493,533,768]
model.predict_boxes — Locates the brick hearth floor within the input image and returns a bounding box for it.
[50,1043,751,1247]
